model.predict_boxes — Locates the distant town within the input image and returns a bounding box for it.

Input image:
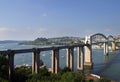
[18,35,120,48]
[19,36,85,46]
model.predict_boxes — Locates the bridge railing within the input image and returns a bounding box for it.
[0,44,88,55]
[0,44,91,81]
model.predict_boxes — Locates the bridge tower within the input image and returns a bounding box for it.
[104,42,108,55]
[77,47,84,71]
[32,49,40,74]
[111,41,116,51]
[66,48,74,71]
[51,49,59,73]
[84,36,93,67]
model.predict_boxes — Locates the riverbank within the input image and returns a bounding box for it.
[85,73,115,82]
[85,74,100,81]
[15,64,114,82]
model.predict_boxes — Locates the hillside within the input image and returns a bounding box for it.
[0,40,21,44]
[19,37,84,46]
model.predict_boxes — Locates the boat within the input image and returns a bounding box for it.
[90,74,100,79]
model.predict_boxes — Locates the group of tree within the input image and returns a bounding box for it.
[0,55,111,82]
[19,37,84,46]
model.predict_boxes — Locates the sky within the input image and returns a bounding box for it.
[0,0,120,40]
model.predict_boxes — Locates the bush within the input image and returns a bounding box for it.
[0,77,8,82]
[50,73,61,82]
[13,66,32,82]
[27,67,51,81]
[15,66,32,75]
[0,55,111,82]
[61,72,85,82]
[74,73,85,82]
[98,78,111,82]
[40,59,44,66]
[0,55,8,79]
[59,67,71,75]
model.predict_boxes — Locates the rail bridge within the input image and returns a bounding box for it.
[0,33,119,81]
[85,33,116,55]
[83,33,117,68]
[0,44,91,81]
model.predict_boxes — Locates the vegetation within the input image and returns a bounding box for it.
[19,37,84,46]
[26,67,85,82]
[0,55,9,81]
[98,78,111,82]
[0,55,112,82]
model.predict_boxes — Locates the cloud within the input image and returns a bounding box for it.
[104,28,112,32]
[0,27,14,33]
[84,29,96,35]
[0,27,8,32]
[83,27,113,36]
[32,28,47,33]
[16,27,47,33]
[42,13,47,17]
[0,27,47,40]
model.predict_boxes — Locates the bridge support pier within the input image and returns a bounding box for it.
[32,49,40,74]
[66,48,74,71]
[51,49,59,73]
[111,42,116,51]
[77,47,84,71]
[104,42,108,55]
[84,45,93,67]
[8,50,14,81]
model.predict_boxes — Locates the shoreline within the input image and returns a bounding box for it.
[15,64,115,82]
[85,73,116,82]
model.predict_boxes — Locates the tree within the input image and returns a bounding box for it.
[59,67,71,75]
[0,55,8,79]
[61,72,85,82]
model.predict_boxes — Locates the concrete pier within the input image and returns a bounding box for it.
[8,50,14,81]
[51,49,59,73]
[111,41,116,51]
[32,49,40,74]
[77,47,84,70]
[66,48,70,68]
[84,45,93,66]
[104,42,108,55]
[66,48,74,71]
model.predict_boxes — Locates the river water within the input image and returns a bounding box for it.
[0,42,120,81]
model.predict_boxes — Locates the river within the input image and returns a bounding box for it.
[0,42,120,81]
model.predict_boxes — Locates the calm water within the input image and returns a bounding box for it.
[0,42,120,81]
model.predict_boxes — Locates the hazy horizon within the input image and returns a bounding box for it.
[0,36,85,41]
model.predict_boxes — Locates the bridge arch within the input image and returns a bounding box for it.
[86,33,109,55]
[91,33,107,39]
[107,35,115,42]
[90,33,107,45]
[107,35,116,51]
[84,33,108,66]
